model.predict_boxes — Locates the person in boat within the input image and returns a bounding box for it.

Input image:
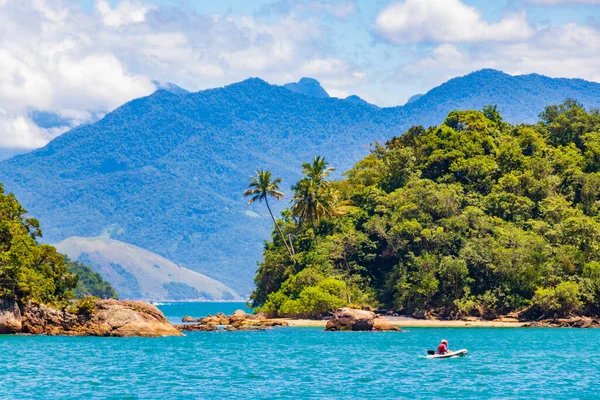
[437,339,450,355]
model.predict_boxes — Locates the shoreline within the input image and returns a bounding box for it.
[275,316,527,328]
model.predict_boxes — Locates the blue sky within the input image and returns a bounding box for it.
[0,0,599,150]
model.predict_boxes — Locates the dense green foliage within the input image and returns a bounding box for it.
[68,260,118,299]
[0,184,78,305]
[3,70,600,294]
[253,101,600,319]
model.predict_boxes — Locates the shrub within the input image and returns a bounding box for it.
[71,296,99,316]
[533,282,583,316]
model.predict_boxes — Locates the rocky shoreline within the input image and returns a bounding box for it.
[176,309,290,332]
[3,299,598,338]
[176,307,600,331]
[0,298,181,337]
[177,308,404,332]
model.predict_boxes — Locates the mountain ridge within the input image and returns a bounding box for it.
[2,69,600,294]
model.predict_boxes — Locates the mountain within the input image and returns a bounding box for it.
[403,69,600,124]
[0,148,29,162]
[344,95,378,108]
[151,80,190,95]
[56,237,239,301]
[1,69,600,294]
[284,77,330,98]
[406,94,423,104]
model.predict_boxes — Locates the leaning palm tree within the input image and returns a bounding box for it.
[244,170,294,257]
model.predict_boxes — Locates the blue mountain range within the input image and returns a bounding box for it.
[1,69,600,294]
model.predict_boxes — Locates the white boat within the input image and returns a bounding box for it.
[426,349,468,359]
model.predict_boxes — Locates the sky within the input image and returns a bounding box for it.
[0,0,599,151]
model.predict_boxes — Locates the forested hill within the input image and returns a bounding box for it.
[1,70,600,294]
[254,102,600,319]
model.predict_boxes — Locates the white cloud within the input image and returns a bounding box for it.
[0,112,67,149]
[96,0,155,28]
[399,23,600,90]
[375,0,534,44]
[0,0,365,150]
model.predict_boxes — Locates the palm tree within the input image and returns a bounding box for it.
[291,156,337,229]
[301,156,334,185]
[244,170,294,257]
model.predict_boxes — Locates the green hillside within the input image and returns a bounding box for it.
[253,101,600,319]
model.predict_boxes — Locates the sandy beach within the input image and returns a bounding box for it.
[275,316,526,328]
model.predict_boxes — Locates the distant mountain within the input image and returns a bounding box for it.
[56,237,239,301]
[406,94,423,104]
[151,81,189,95]
[344,95,378,108]
[0,148,29,162]
[284,77,330,98]
[2,69,600,294]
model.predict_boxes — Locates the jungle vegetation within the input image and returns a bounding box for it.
[250,101,600,319]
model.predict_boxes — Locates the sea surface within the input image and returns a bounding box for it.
[0,302,597,399]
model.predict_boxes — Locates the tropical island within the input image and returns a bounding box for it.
[247,100,600,327]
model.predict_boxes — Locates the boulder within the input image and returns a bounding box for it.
[325,308,375,331]
[21,300,182,337]
[523,316,600,328]
[225,325,266,331]
[0,299,22,334]
[199,313,230,325]
[372,318,401,331]
[411,310,426,319]
[229,309,250,323]
[231,319,289,328]
[182,316,196,322]
[175,324,217,332]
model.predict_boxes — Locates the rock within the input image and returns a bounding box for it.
[0,299,22,334]
[372,318,401,332]
[411,310,426,319]
[231,319,289,328]
[21,300,182,337]
[225,325,266,331]
[524,316,600,328]
[175,324,217,332]
[325,307,375,331]
[182,316,196,322]
[251,312,267,321]
[229,309,249,323]
[199,313,230,325]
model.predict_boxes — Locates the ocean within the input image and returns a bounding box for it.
[0,302,597,399]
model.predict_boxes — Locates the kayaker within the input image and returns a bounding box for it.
[437,339,450,355]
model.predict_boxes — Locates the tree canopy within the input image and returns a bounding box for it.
[252,100,600,319]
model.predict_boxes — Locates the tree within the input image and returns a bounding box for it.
[244,170,294,257]
[291,156,336,228]
[0,184,78,305]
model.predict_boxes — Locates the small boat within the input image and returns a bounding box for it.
[426,349,468,359]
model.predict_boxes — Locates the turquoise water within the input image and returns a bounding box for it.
[0,302,597,399]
